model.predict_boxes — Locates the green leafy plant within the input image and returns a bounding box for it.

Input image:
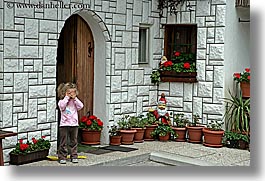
[143,112,158,126]
[108,124,120,136]
[206,120,224,131]
[172,113,189,128]
[117,115,133,130]
[10,136,51,155]
[151,124,175,137]
[223,90,250,133]
[224,131,240,141]
[188,114,201,127]
[150,70,161,85]
[238,133,250,143]
[233,68,250,83]
[129,115,146,128]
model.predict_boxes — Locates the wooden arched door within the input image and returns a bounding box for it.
[57,14,94,121]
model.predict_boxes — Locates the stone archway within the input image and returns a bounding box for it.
[57,9,111,144]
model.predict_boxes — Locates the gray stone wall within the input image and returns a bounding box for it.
[0,0,227,164]
[155,0,226,124]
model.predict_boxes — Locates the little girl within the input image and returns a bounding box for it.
[57,82,84,164]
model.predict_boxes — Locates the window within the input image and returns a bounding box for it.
[138,26,150,64]
[164,24,197,65]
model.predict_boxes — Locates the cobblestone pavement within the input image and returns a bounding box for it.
[10,141,250,167]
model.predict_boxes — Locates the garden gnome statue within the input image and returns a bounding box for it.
[159,56,168,68]
[152,93,171,125]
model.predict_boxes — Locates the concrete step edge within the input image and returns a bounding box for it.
[150,151,220,166]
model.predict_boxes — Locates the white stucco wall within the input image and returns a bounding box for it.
[224,0,250,96]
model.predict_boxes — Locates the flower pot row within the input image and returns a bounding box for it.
[109,124,225,146]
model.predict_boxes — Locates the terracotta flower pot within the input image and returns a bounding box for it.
[81,129,101,145]
[109,135,122,146]
[158,133,170,142]
[202,128,224,148]
[240,81,250,98]
[186,126,204,143]
[144,125,158,141]
[120,129,137,145]
[172,127,187,142]
[134,128,146,143]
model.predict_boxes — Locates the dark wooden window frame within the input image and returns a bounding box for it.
[162,24,197,83]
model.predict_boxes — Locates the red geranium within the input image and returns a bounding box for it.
[79,114,104,131]
[81,116,88,122]
[174,51,181,57]
[32,138,38,144]
[97,119,103,126]
[20,143,29,151]
[183,62,190,69]
[86,120,92,126]
[233,68,250,83]
[245,68,250,73]
[163,61,173,67]
[89,115,97,120]
[10,137,51,155]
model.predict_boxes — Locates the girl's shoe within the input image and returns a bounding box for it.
[71,158,78,163]
[59,160,66,164]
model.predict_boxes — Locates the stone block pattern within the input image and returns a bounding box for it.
[158,0,226,125]
[0,0,227,164]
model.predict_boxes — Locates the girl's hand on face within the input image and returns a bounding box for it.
[71,92,76,99]
[65,91,71,97]
[69,89,77,99]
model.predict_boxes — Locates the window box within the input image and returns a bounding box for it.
[160,71,197,83]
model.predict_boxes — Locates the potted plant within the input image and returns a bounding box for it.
[129,115,146,143]
[9,136,51,165]
[186,114,205,143]
[223,90,250,134]
[223,131,240,148]
[79,114,104,145]
[108,124,121,146]
[151,123,175,142]
[202,120,224,148]
[143,111,158,141]
[223,130,250,150]
[117,115,137,145]
[233,68,250,98]
[238,133,250,150]
[171,113,189,142]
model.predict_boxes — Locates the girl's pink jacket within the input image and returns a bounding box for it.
[58,96,84,127]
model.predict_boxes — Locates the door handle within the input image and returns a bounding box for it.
[88,42,93,57]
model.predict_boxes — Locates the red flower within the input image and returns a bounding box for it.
[233,73,241,79]
[183,62,190,69]
[19,139,23,144]
[163,61,173,67]
[245,68,250,73]
[20,143,29,151]
[97,119,103,126]
[247,75,250,80]
[41,136,46,139]
[88,115,97,120]
[32,138,38,144]
[86,120,92,126]
[174,51,181,57]
[81,116,88,122]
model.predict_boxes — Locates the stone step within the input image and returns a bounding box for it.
[150,151,220,166]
